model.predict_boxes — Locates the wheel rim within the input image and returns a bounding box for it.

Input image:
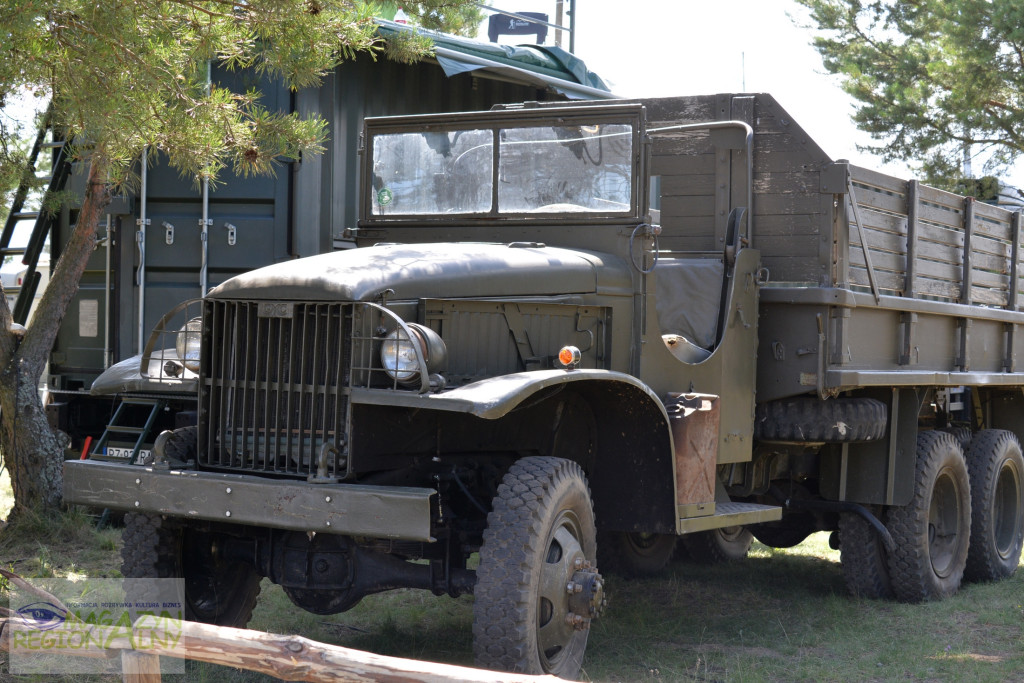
[929,468,965,578]
[718,526,745,543]
[993,457,1023,560]
[537,511,586,670]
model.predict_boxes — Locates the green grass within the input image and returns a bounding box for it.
[581,538,1024,682]
[0,492,126,683]
[185,534,1024,683]
[1,473,1022,682]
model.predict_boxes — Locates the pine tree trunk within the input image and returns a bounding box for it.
[0,362,67,510]
[0,154,111,516]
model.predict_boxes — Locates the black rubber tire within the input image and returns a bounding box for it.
[887,431,971,602]
[147,426,198,466]
[838,510,893,599]
[473,457,599,678]
[943,426,973,451]
[121,513,262,627]
[597,530,676,578]
[681,526,753,563]
[964,429,1024,582]
[755,397,887,442]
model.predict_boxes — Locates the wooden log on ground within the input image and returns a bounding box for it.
[1,617,568,682]
[139,619,569,682]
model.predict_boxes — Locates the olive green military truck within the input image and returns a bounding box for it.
[64,94,1024,678]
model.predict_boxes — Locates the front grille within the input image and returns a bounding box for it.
[199,300,351,478]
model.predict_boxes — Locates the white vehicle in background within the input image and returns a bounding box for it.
[0,262,20,310]
[0,254,49,322]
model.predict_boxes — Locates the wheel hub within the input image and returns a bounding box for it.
[565,559,605,630]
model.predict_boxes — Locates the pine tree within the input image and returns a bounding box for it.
[796,0,1024,191]
[0,0,477,515]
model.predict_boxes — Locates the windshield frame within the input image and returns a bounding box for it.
[359,103,646,225]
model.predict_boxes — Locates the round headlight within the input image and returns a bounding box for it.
[380,323,446,386]
[176,316,202,373]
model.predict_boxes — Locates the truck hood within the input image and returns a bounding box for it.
[208,242,632,301]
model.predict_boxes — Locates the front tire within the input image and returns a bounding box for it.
[887,431,971,601]
[473,457,603,678]
[121,513,262,627]
[964,430,1024,581]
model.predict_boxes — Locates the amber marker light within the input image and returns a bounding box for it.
[558,345,582,369]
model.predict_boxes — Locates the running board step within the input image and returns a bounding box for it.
[677,502,781,534]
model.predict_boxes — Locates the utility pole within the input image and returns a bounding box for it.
[555,0,563,48]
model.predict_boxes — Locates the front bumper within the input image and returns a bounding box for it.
[63,460,436,542]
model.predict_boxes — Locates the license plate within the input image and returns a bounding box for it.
[105,447,151,462]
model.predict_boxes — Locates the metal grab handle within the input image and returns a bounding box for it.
[628,222,661,274]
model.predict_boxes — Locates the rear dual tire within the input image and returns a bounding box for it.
[964,430,1024,582]
[840,428,1024,600]
[887,431,971,601]
[839,431,971,601]
[839,510,893,599]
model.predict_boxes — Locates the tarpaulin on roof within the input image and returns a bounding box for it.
[374,19,613,100]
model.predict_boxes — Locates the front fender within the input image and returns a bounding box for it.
[90,351,197,396]
[353,370,680,534]
[350,369,671,422]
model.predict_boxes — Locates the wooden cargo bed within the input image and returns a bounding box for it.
[643,93,1024,401]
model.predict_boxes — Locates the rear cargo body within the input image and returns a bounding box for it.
[645,94,1024,402]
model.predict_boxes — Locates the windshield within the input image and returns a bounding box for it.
[369,121,635,217]
[498,124,633,213]
[371,129,494,215]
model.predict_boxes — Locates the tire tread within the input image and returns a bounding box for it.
[473,457,593,676]
[964,429,1024,582]
[121,512,261,627]
[887,430,970,602]
[755,397,887,442]
[838,511,892,599]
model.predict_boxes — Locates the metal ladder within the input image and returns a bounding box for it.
[90,398,167,464]
[0,107,71,325]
